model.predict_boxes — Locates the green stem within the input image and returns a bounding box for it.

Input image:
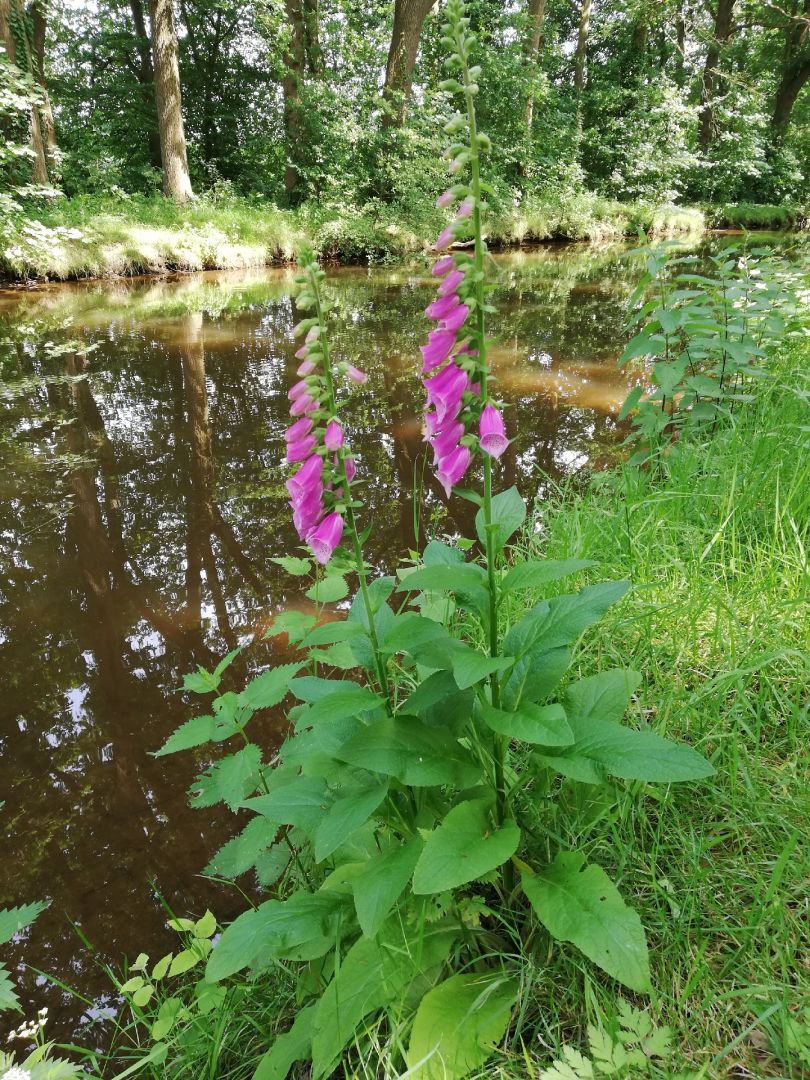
[459,34,510,861]
[309,268,393,714]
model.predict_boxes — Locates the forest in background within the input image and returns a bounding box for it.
[1,0,809,242]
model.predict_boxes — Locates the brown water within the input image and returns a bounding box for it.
[0,239,723,1046]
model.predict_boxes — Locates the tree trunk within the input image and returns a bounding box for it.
[771,1,810,137]
[0,0,49,183]
[148,0,193,202]
[381,0,435,128]
[130,0,162,169]
[698,0,736,152]
[524,0,546,132]
[28,0,58,172]
[574,0,591,132]
[303,0,323,74]
[282,0,306,201]
[675,0,686,86]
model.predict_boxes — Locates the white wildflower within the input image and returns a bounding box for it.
[3,1067,33,1080]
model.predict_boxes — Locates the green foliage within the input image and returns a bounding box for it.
[539,1000,673,1078]
[619,241,805,464]
[0,901,48,1012]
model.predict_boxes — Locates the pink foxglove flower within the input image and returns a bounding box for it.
[440,303,469,335]
[426,293,461,321]
[290,393,317,417]
[420,329,457,373]
[324,420,343,451]
[456,198,474,219]
[436,445,471,496]
[286,435,317,463]
[308,511,344,565]
[434,226,454,250]
[432,255,456,276]
[346,365,367,384]
[479,404,508,458]
[438,269,464,296]
[305,327,319,344]
[297,359,316,377]
[343,456,357,483]
[436,189,455,208]
[288,379,310,401]
[425,362,468,424]
[295,344,310,360]
[285,416,314,443]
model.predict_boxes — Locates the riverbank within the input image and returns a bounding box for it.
[0,192,803,283]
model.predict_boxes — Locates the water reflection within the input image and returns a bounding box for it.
[0,242,679,1043]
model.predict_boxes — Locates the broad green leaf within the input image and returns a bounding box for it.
[535,719,714,784]
[154,713,239,757]
[132,984,155,1007]
[213,647,242,679]
[450,646,514,690]
[479,700,573,746]
[352,837,422,938]
[313,779,389,862]
[475,487,526,552]
[204,816,279,879]
[381,613,450,654]
[253,1004,316,1080]
[255,844,291,888]
[396,564,488,596]
[270,556,312,576]
[190,744,263,811]
[412,800,520,894]
[521,852,650,992]
[305,574,349,603]
[150,996,184,1041]
[264,610,316,643]
[291,675,372,704]
[183,667,219,694]
[0,902,48,946]
[500,643,571,711]
[406,972,519,1079]
[206,891,348,982]
[241,663,304,710]
[501,559,595,594]
[398,670,459,717]
[300,621,367,648]
[120,976,145,993]
[151,953,172,980]
[538,581,631,650]
[244,775,329,831]
[564,670,642,727]
[311,920,458,1078]
[304,685,384,724]
[423,540,465,565]
[335,718,481,788]
[168,949,199,977]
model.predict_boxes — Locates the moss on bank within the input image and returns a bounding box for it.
[3,191,795,283]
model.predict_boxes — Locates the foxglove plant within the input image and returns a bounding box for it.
[165,5,714,1077]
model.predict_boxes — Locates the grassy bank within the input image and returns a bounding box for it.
[0,191,736,282]
[64,339,808,1080]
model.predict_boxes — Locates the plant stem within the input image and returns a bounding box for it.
[309,268,393,714]
[459,34,510,858]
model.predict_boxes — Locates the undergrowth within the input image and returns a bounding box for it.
[3,191,798,283]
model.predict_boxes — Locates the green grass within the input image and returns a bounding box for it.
[498,339,809,1077]
[0,191,723,282]
[707,203,805,230]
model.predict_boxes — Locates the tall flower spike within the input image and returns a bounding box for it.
[416,0,507,504]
